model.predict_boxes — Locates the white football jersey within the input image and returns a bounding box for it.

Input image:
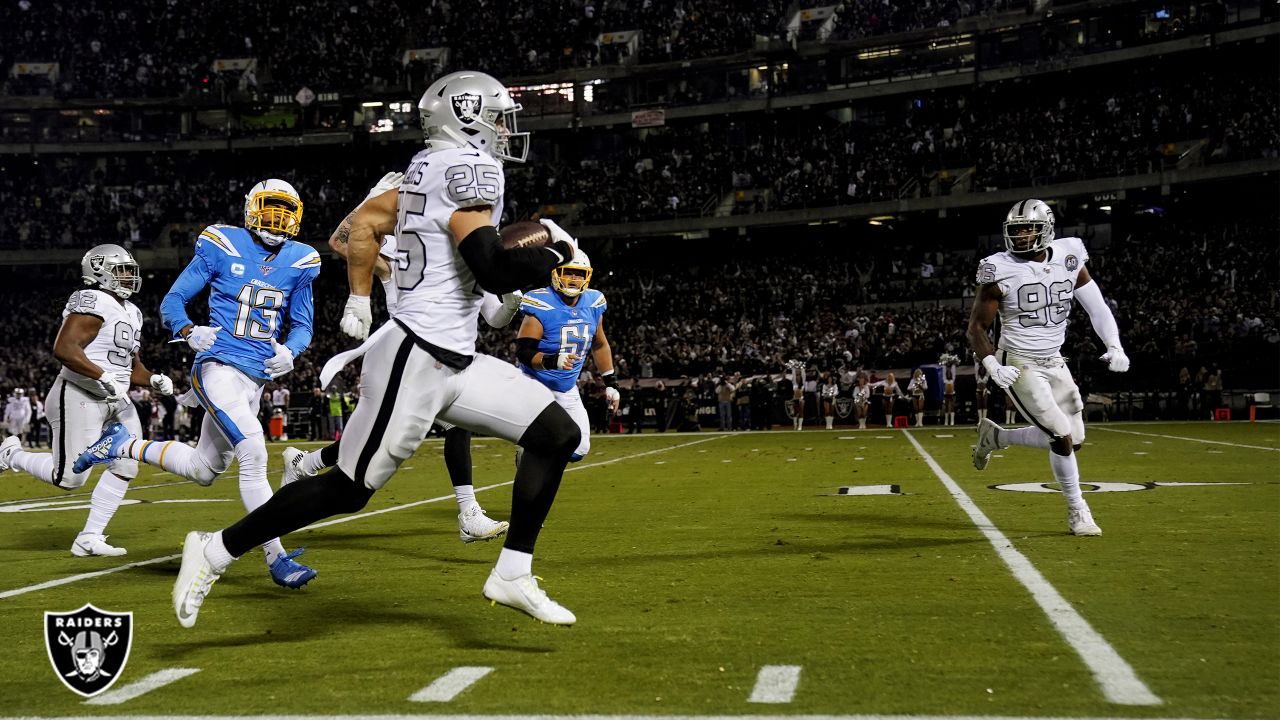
[976,236,1089,358]
[389,146,505,355]
[59,289,144,396]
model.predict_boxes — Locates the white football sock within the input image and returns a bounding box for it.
[203,530,236,572]
[82,471,130,535]
[495,547,533,580]
[10,450,55,483]
[299,449,329,477]
[454,483,478,513]
[1003,426,1051,449]
[235,443,285,565]
[1049,451,1085,509]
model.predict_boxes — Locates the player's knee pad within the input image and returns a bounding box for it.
[313,468,374,514]
[56,469,91,490]
[108,458,139,478]
[518,402,581,459]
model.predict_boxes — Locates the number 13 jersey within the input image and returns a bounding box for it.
[392,146,505,356]
[975,236,1089,358]
[60,289,144,396]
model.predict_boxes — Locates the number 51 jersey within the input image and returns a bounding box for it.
[975,236,1088,358]
[519,287,607,392]
[391,146,505,356]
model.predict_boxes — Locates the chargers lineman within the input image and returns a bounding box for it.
[169,70,583,628]
[282,172,520,544]
[0,245,174,557]
[968,199,1129,536]
[516,249,620,461]
[75,180,321,585]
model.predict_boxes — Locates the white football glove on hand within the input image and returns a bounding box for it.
[185,325,221,353]
[981,355,1021,390]
[501,290,524,314]
[149,374,174,396]
[538,218,579,256]
[604,386,621,411]
[1100,345,1130,373]
[363,171,403,204]
[94,371,125,401]
[265,339,295,380]
[340,295,373,340]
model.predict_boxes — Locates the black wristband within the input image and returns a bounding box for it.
[601,372,618,389]
[540,352,558,370]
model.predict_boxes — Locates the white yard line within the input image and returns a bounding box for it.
[0,437,726,600]
[83,669,201,706]
[407,666,493,702]
[747,665,802,703]
[1091,426,1280,452]
[903,431,1162,707]
[0,714,1224,720]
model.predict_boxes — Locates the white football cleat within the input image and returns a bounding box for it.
[972,418,1005,471]
[70,533,126,557]
[482,570,576,625]
[459,504,509,544]
[173,531,222,628]
[1068,506,1103,536]
[0,435,20,471]
[279,446,312,488]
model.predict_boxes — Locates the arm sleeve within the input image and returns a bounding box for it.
[161,254,214,338]
[457,225,573,295]
[1074,279,1121,349]
[516,336,542,368]
[480,291,522,328]
[283,273,317,358]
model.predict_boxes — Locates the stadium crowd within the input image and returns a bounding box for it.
[0,199,1274,440]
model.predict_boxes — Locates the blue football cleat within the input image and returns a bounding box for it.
[72,422,133,474]
[269,548,317,589]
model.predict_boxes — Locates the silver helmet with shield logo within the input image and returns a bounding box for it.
[81,244,141,299]
[1002,199,1055,255]
[417,71,528,163]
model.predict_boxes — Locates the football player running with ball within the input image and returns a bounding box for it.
[516,249,619,462]
[968,199,1129,536]
[171,70,583,628]
[0,245,175,557]
[74,180,322,586]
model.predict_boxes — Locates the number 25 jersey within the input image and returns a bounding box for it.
[392,146,505,356]
[975,236,1089,358]
[519,287,607,393]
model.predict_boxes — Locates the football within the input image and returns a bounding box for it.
[499,220,551,250]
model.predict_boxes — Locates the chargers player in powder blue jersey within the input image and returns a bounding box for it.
[75,179,321,589]
[515,249,619,461]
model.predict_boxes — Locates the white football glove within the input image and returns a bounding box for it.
[94,371,125,401]
[185,325,221,353]
[265,339,295,379]
[981,355,1021,390]
[1100,345,1130,373]
[149,374,174,396]
[604,386,621,411]
[340,295,373,340]
[501,290,524,314]
[538,218,579,255]
[363,171,403,204]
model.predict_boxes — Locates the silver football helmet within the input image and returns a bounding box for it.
[418,70,528,163]
[1003,199,1055,255]
[81,243,141,299]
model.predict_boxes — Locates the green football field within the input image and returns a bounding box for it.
[1,421,1277,719]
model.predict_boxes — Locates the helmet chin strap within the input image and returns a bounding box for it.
[251,228,286,247]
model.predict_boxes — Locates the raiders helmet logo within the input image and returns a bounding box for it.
[450,93,482,125]
[88,256,106,273]
[44,604,133,697]
[1065,255,1079,271]
[835,397,854,418]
